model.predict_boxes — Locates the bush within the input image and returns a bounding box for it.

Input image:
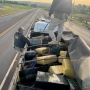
[78,17,84,22]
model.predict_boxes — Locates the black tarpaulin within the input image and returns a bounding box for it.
[62,31,90,90]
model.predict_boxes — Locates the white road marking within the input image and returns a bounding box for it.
[0,54,18,90]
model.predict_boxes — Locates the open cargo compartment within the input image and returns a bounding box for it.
[8,31,90,90]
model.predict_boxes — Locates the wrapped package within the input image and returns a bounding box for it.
[37,55,57,65]
[49,65,63,74]
[35,47,49,55]
[58,56,69,63]
[25,50,36,60]
[59,42,66,46]
[30,39,42,45]
[48,41,59,45]
[58,56,64,63]
[62,59,75,78]
[32,36,44,39]
[60,51,67,57]
[35,71,70,90]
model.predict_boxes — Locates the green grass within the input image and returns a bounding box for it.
[43,8,49,11]
[72,13,88,18]
[69,13,90,30]
[0,3,33,16]
[4,5,12,9]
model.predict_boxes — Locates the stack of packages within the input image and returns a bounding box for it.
[49,50,75,78]
[34,44,75,90]
[18,42,80,90]
[35,47,57,65]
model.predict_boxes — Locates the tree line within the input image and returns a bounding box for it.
[72,4,90,14]
[71,4,90,25]
[0,1,28,6]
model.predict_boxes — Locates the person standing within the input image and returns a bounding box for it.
[14,27,31,56]
[48,0,72,44]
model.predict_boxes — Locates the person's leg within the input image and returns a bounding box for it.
[14,47,24,57]
[57,22,64,43]
[48,18,61,41]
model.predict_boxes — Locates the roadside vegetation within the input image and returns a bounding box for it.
[43,8,49,11]
[0,1,33,17]
[69,4,90,30]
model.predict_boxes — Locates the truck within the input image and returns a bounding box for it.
[8,18,90,90]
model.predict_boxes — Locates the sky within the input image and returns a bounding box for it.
[15,0,90,5]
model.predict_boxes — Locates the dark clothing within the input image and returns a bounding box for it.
[14,32,30,48]
[49,0,72,16]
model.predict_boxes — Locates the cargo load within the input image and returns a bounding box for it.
[35,47,49,55]
[37,55,57,65]
[25,50,36,60]
[50,45,66,56]
[9,30,90,90]
[49,65,63,74]
[62,59,75,78]
[35,71,70,90]
[32,36,44,39]
[58,56,69,63]
[30,39,42,45]
[58,56,64,63]
[59,42,66,46]
[60,51,67,57]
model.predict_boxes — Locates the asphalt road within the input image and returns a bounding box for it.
[0,8,41,89]
[0,9,36,34]
[65,21,90,46]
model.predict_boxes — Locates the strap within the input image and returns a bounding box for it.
[43,23,49,32]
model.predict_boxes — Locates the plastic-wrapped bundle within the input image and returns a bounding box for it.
[30,39,42,45]
[35,47,49,55]
[49,65,63,74]
[42,36,52,44]
[30,31,49,38]
[58,56,64,63]
[59,42,66,46]
[58,56,69,63]
[35,71,70,90]
[60,51,67,57]
[25,51,36,61]
[50,45,66,56]
[32,36,44,39]
[62,59,75,78]
[37,55,57,65]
